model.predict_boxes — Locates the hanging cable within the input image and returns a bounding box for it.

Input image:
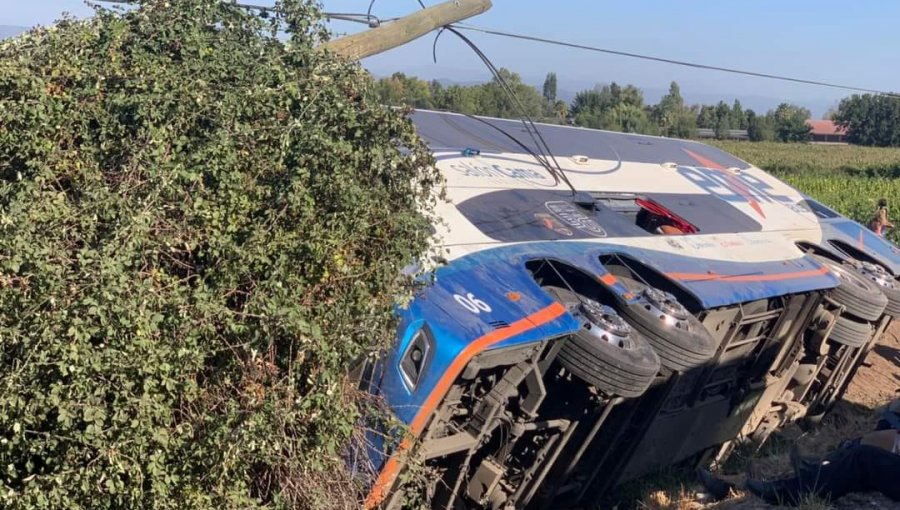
[451,23,900,98]
[433,26,580,196]
[325,12,383,27]
[436,26,559,182]
[460,114,564,187]
[372,0,572,190]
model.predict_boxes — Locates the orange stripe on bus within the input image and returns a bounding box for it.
[682,148,725,170]
[363,301,568,508]
[599,273,618,286]
[666,266,829,283]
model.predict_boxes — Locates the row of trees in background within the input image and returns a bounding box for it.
[570,82,686,136]
[694,99,812,142]
[372,71,900,147]
[372,70,814,143]
[372,69,567,121]
[834,94,900,147]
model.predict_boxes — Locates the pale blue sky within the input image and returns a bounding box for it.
[3,1,897,116]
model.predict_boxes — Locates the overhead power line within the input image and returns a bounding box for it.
[433,25,578,195]
[450,23,900,98]
[96,1,897,98]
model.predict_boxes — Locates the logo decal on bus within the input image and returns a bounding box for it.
[545,201,607,237]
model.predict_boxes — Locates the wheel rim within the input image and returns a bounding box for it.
[828,261,873,292]
[852,261,898,290]
[577,300,634,350]
[640,288,692,330]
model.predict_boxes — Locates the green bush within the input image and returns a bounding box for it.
[0,1,440,508]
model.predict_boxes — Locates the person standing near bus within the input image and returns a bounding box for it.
[868,198,894,237]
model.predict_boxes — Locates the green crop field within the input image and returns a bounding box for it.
[709,141,900,176]
[709,141,900,243]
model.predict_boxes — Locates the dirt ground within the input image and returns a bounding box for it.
[842,325,900,408]
[631,323,900,510]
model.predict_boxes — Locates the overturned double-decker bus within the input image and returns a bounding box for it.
[351,110,900,509]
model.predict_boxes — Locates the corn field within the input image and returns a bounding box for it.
[710,141,900,176]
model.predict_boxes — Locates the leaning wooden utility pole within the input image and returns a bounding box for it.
[323,0,492,60]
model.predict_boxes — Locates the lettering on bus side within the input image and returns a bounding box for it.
[448,161,548,181]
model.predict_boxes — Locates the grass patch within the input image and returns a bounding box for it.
[605,467,703,510]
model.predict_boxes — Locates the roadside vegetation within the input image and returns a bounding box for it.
[0,1,441,509]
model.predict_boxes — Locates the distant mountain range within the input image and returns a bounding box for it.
[0,25,27,40]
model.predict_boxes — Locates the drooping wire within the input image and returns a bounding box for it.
[433,28,560,180]
[433,26,579,196]
[611,253,652,289]
[459,114,565,187]
[531,260,610,316]
[325,12,384,27]
[451,23,900,99]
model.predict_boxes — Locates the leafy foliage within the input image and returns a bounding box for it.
[697,100,762,140]
[369,67,900,150]
[709,140,900,177]
[469,69,547,120]
[650,82,697,139]
[780,172,900,243]
[542,72,557,103]
[571,82,653,133]
[0,1,441,509]
[746,110,775,142]
[834,93,900,147]
[372,70,868,146]
[372,69,549,120]
[371,72,437,109]
[772,103,812,142]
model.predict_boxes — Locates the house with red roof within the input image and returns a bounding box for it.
[806,119,848,144]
